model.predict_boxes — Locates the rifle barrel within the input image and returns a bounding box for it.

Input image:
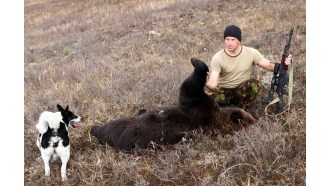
[281,28,294,71]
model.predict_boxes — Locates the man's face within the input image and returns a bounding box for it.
[224,37,240,52]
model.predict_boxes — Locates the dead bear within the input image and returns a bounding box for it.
[91,58,256,152]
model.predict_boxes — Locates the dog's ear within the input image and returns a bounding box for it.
[57,104,64,111]
[65,105,69,111]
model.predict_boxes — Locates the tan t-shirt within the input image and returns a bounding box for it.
[210,45,264,88]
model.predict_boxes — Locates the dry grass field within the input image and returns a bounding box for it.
[24,0,306,185]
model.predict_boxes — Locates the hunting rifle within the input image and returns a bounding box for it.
[267,28,294,114]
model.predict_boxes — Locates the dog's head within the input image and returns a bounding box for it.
[57,104,81,128]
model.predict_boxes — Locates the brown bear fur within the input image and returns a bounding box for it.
[91,58,256,152]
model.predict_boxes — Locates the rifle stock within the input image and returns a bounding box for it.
[267,63,280,103]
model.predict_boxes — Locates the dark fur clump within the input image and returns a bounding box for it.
[91,58,256,152]
[179,58,210,107]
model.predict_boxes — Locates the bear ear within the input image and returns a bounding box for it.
[191,58,197,67]
[57,104,64,111]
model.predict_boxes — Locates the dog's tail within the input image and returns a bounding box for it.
[36,111,63,134]
[36,113,50,134]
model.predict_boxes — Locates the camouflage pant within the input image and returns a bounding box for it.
[207,78,260,107]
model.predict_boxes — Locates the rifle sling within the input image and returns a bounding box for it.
[288,59,293,108]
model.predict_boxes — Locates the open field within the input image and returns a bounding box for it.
[25,0,305,185]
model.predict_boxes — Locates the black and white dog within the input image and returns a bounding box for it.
[36,104,81,182]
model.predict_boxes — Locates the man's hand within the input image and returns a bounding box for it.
[205,71,219,90]
[285,54,292,65]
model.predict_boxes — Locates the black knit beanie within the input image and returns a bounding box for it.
[223,25,242,41]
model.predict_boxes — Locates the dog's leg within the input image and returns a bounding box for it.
[41,150,51,177]
[36,135,41,149]
[60,160,68,182]
[58,146,70,182]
